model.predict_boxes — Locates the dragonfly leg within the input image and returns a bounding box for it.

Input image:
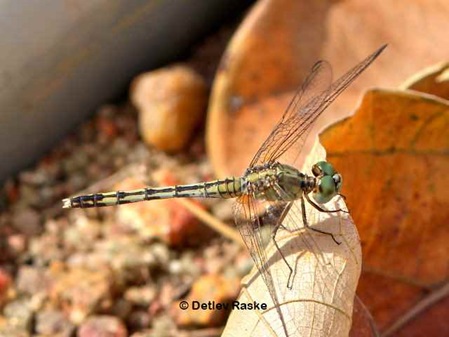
[304,193,349,214]
[302,195,341,245]
[339,193,347,200]
[271,202,295,289]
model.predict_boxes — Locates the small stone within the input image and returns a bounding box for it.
[67,172,87,192]
[35,310,75,336]
[115,174,214,248]
[0,324,29,337]
[0,269,12,306]
[3,178,19,204]
[126,310,151,331]
[168,252,199,278]
[131,64,207,152]
[16,266,48,295]
[150,314,176,337]
[12,208,41,236]
[3,298,33,331]
[63,216,102,251]
[95,108,119,141]
[78,316,127,337]
[124,286,156,307]
[48,267,114,324]
[129,332,153,337]
[28,233,64,265]
[90,236,164,284]
[173,274,240,328]
[108,299,132,320]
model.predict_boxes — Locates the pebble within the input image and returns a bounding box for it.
[124,286,157,307]
[96,111,119,141]
[68,172,89,191]
[3,298,33,331]
[150,314,176,337]
[78,316,127,337]
[130,64,207,152]
[35,309,75,336]
[0,324,29,337]
[168,252,199,278]
[3,234,27,261]
[16,184,40,208]
[114,172,215,248]
[117,195,210,248]
[129,332,153,337]
[16,266,48,295]
[0,29,240,337]
[48,266,114,324]
[63,216,102,251]
[28,233,64,265]
[90,237,165,283]
[173,274,240,327]
[126,310,151,331]
[11,208,41,236]
[3,178,19,204]
[0,269,12,306]
[108,299,132,320]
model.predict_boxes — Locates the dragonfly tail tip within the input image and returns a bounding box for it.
[62,198,72,208]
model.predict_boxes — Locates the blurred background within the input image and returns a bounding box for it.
[0,0,253,182]
[0,1,448,336]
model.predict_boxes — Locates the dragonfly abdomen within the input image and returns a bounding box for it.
[62,177,243,208]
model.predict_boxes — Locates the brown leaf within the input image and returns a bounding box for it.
[401,63,449,100]
[222,141,362,337]
[350,297,380,337]
[320,89,449,333]
[207,0,449,178]
[207,0,329,177]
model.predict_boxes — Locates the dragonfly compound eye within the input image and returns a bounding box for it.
[311,164,322,177]
[313,176,337,204]
[333,173,343,192]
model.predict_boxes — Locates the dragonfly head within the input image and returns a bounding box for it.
[311,161,342,204]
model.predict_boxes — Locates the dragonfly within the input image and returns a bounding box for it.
[63,45,386,336]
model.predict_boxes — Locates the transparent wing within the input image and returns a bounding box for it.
[249,45,387,168]
[233,195,291,336]
[270,195,360,336]
[249,60,332,168]
[233,181,360,335]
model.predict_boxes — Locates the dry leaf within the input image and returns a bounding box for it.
[206,0,449,334]
[350,297,379,337]
[222,140,363,337]
[400,63,449,100]
[321,89,449,334]
[208,0,326,177]
[207,0,449,178]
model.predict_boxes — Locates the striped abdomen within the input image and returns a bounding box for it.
[62,177,243,208]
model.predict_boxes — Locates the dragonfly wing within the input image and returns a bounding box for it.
[249,59,332,168]
[231,173,360,335]
[233,195,291,336]
[251,180,360,335]
[249,45,386,169]
[272,196,360,336]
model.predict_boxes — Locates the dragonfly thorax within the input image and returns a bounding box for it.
[242,161,343,205]
[243,162,313,202]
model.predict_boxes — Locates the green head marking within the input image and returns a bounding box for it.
[311,161,342,204]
